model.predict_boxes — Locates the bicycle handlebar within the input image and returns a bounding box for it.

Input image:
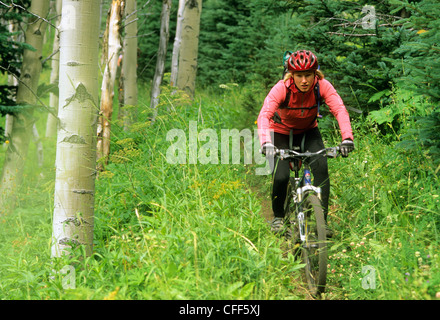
[275,146,340,160]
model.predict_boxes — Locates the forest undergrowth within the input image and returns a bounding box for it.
[0,81,440,300]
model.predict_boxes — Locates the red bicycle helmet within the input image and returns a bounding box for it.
[287,50,318,72]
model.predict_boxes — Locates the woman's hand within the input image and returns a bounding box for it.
[261,142,276,158]
[339,139,354,157]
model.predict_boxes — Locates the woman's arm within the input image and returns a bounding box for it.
[257,81,286,145]
[319,79,354,141]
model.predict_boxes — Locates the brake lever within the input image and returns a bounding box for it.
[326,147,339,158]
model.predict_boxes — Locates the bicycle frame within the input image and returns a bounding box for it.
[277,147,339,241]
[275,146,340,297]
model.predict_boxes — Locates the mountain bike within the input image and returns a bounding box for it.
[275,146,340,297]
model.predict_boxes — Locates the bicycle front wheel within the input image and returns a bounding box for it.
[301,193,327,297]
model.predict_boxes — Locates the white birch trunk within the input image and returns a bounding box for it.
[150,0,171,117]
[176,0,203,100]
[170,0,185,88]
[97,0,124,169]
[120,0,138,130]
[45,0,62,138]
[51,0,101,257]
[3,114,14,149]
[4,21,18,149]
[0,0,50,213]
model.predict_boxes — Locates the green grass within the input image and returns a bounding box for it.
[324,115,440,299]
[0,83,306,300]
[1,75,440,300]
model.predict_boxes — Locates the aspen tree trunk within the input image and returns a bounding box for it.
[170,0,185,88]
[4,21,19,149]
[120,0,137,131]
[97,0,124,169]
[176,0,202,100]
[45,0,62,138]
[0,0,50,214]
[150,0,171,119]
[5,17,45,167]
[51,0,101,258]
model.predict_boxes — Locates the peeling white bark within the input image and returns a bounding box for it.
[150,0,171,118]
[97,0,124,169]
[170,0,185,88]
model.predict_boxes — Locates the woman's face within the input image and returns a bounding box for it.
[293,71,315,92]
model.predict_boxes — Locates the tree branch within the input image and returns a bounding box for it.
[0,1,58,30]
[0,65,58,119]
[42,48,60,67]
[327,32,377,37]
[122,0,152,24]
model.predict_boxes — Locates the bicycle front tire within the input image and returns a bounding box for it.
[301,193,327,297]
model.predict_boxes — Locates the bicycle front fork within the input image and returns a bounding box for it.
[295,169,322,242]
[297,211,306,242]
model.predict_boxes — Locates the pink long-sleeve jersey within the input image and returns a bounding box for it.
[257,76,354,146]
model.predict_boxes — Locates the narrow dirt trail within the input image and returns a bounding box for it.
[252,183,273,223]
[247,177,316,300]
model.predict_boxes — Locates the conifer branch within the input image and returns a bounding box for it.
[0,1,58,29]
[0,65,58,118]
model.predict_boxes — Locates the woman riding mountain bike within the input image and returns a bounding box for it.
[257,50,355,236]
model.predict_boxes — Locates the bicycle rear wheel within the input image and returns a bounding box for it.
[301,193,327,297]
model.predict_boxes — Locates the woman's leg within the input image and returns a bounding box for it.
[271,130,328,219]
[271,133,291,218]
[303,128,330,221]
